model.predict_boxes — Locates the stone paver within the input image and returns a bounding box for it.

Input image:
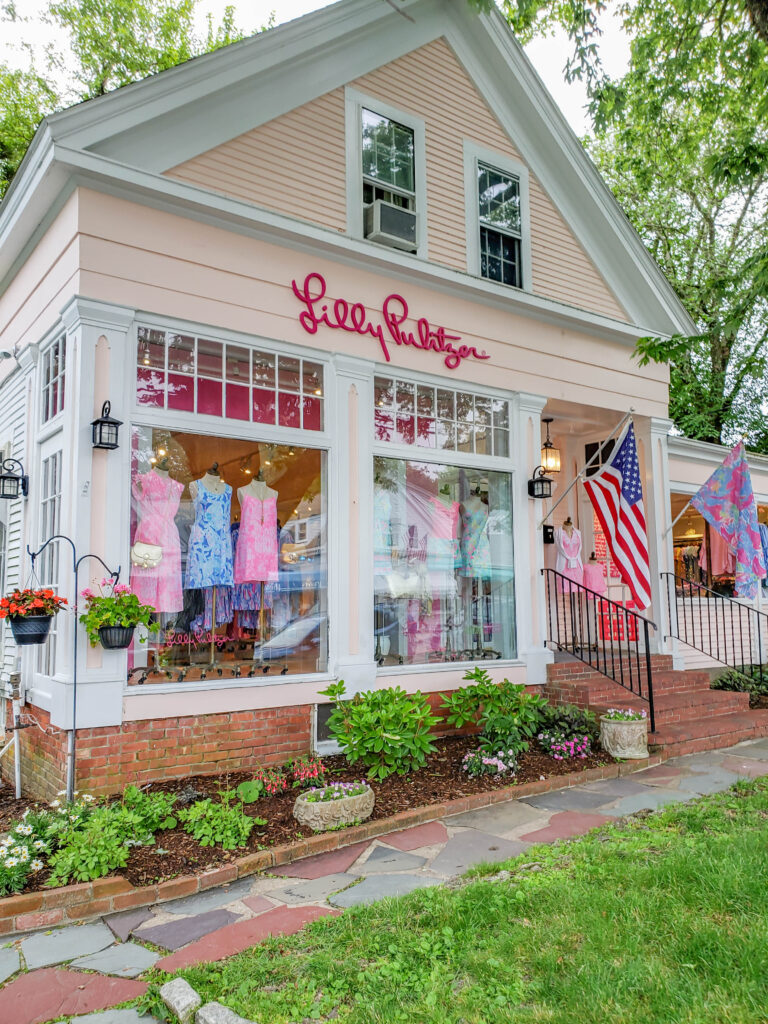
[376,821,449,850]
[162,879,253,916]
[157,906,340,972]
[21,922,116,970]
[581,778,652,798]
[520,811,612,844]
[676,768,739,795]
[240,894,274,915]
[353,846,426,873]
[65,1009,159,1023]
[104,908,153,943]
[264,873,353,904]
[328,873,442,908]
[71,941,161,978]
[603,788,690,816]
[0,967,146,1024]
[135,909,240,951]
[275,841,369,878]
[635,763,683,781]
[0,946,21,985]
[160,977,201,1024]
[732,738,768,759]
[196,1001,256,1024]
[429,831,528,877]
[521,788,618,813]
[720,755,768,778]
[445,801,544,834]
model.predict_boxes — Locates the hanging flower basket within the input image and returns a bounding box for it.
[1,588,67,646]
[98,625,135,650]
[9,614,53,646]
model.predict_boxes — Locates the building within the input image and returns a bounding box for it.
[0,0,761,799]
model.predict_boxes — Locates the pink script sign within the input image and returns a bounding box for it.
[291,272,490,371]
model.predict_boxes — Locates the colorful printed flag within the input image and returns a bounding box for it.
[583,422,652,609]
[690,442,766,599]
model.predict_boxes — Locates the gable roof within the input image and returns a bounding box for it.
[0,0,695,339]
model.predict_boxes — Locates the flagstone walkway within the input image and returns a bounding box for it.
[2,737,768,1024]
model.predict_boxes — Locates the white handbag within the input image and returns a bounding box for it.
[130,542,163,569]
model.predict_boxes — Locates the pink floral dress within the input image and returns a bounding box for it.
[233,494,279,583]
[130,470,183,613]
[554,526,584,593]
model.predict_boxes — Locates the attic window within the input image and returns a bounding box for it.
[477,163,522,288]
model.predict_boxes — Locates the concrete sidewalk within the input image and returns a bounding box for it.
[2,737,768,1023]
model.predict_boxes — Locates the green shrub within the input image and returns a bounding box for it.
[712,667,768,706]
[319,680,442,780]
[47,803,149,885]
[178,793,261,849]
[539,702,599,743]
[122,784,177,831]
[440,667,549,757]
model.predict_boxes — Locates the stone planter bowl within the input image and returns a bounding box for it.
[293,785,375,832]
[600,715,649,759]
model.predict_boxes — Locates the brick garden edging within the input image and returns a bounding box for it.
[0,755,662,936]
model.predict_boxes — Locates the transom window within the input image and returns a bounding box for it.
[41,338,66,423]
[136,328,324,431]
[362,108,415,211]
[374,376,510,457]
[478,163,522,288]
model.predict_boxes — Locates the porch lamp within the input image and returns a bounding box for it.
[91,401,123,450]
[528,466,553,500]
[0,459,28,499]
[540,417,561,474]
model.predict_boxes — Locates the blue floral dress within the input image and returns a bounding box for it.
[185,481,234,589]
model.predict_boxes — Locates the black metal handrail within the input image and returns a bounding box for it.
[542,567,656,733]
[662,572,768,686]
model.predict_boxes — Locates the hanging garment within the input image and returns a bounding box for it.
[554,526,584,592]
[426,496,460,570]
[231,522,274,614]
[459,500,492,579]
[582,562,606,595]
[130,470,184,613]
[699,530,736,577]
[191,584,234,633]
[185,481,234,589]
[233,493,279,584]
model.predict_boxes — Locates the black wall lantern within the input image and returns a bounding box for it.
[0,459,29,499]
[527,465,553,500]
[91,401,122,450]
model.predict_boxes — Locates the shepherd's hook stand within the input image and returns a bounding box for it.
[27,536,120,803]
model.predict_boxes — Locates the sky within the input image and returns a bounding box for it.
[1,0,630,135]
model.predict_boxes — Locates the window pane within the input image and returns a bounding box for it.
[168,334,195,373]
[373,456,515,666]
[278,356,301,393]
[375,377,394,410]
[138,328,166,370]
[253,388,276,424]
[253,351,276,388]
[302,396,323,431]
[362,108,415,194]
[478,163,521,235]
[168,373,194,412]
[197,339,222,379]
[396,380,415,415]
[197,378,222,416]
[226,345,250,383]
[129,426,328,680]
[278,392,301,428]
[417,385,435,416]
[226,383,250,421]
[303,361,324,397]
[437,389,455,420]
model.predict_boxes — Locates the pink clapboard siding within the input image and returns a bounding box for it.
[167,38,628,324]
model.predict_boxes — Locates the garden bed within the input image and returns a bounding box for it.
[1,735,616,892]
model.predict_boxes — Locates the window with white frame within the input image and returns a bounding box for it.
[41,338,66,423]
[372,375,516,668]
[37,450,62,675]
[477,162,523,288]
[362,108,415,212]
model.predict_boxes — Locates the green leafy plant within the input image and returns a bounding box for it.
[304,781,369,803]
[122,784,177,831]
[0,587,67,618]
[291,754,326,789]
[443,670,549,758]
[253,765,288,795]
[236,779,265,803]
[539,702,599,744]
[79,580,159,646]
[439,665,501,729]
[46,803,150,885]
[178,793,262,849]
[0,811,53,895]
[602,707,648,722]
[712,667,768,707]
[320,680,442,781]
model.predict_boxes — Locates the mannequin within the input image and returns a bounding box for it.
[554,515,584,649]
[234,469,280,669]
[582,549,606,595]
[130,462,183,613]
[189,461,227,498]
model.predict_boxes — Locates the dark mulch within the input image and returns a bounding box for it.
[3,735,615,892]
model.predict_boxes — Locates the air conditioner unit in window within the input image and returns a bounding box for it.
[363,200,418,252]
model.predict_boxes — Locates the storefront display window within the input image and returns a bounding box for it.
[137,328,324,431]
[129,426,328,681]
[373,455,515,665]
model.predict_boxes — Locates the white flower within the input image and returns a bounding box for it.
[30,859,44,872]
[50,800,61,808]
[17,848,29,861]
[4,857,18,868]
[14,824,33,836]
[33,840,46,850]
[57,790,67,796]
[82,794,95,803]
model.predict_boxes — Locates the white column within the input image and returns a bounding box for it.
[329,354,376,693]
[50,296,135,729]
[510,391,552,683]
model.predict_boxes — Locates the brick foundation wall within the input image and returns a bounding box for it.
[3,703,313,801]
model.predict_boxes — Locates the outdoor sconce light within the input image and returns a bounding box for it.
[0,459,29,499]
[541,416,561,474]
[91,401,123,450]
[528,466,553,500]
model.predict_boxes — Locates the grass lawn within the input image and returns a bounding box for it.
[145,779,768,1024]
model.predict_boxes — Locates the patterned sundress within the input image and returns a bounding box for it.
[185,481,234,589]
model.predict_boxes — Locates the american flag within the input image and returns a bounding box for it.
[582,422,652,609]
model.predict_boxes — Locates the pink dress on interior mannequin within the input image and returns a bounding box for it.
[555,526,584,593]
[233,493,279,583]
[130,470,183,612]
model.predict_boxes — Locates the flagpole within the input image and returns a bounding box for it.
[538,410,634,529]
[662,499,692,539]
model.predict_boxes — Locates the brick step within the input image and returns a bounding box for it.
[546,670,713,703]
[590,688,749,726]
[648,709,768,756]
[546,654,673,680]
